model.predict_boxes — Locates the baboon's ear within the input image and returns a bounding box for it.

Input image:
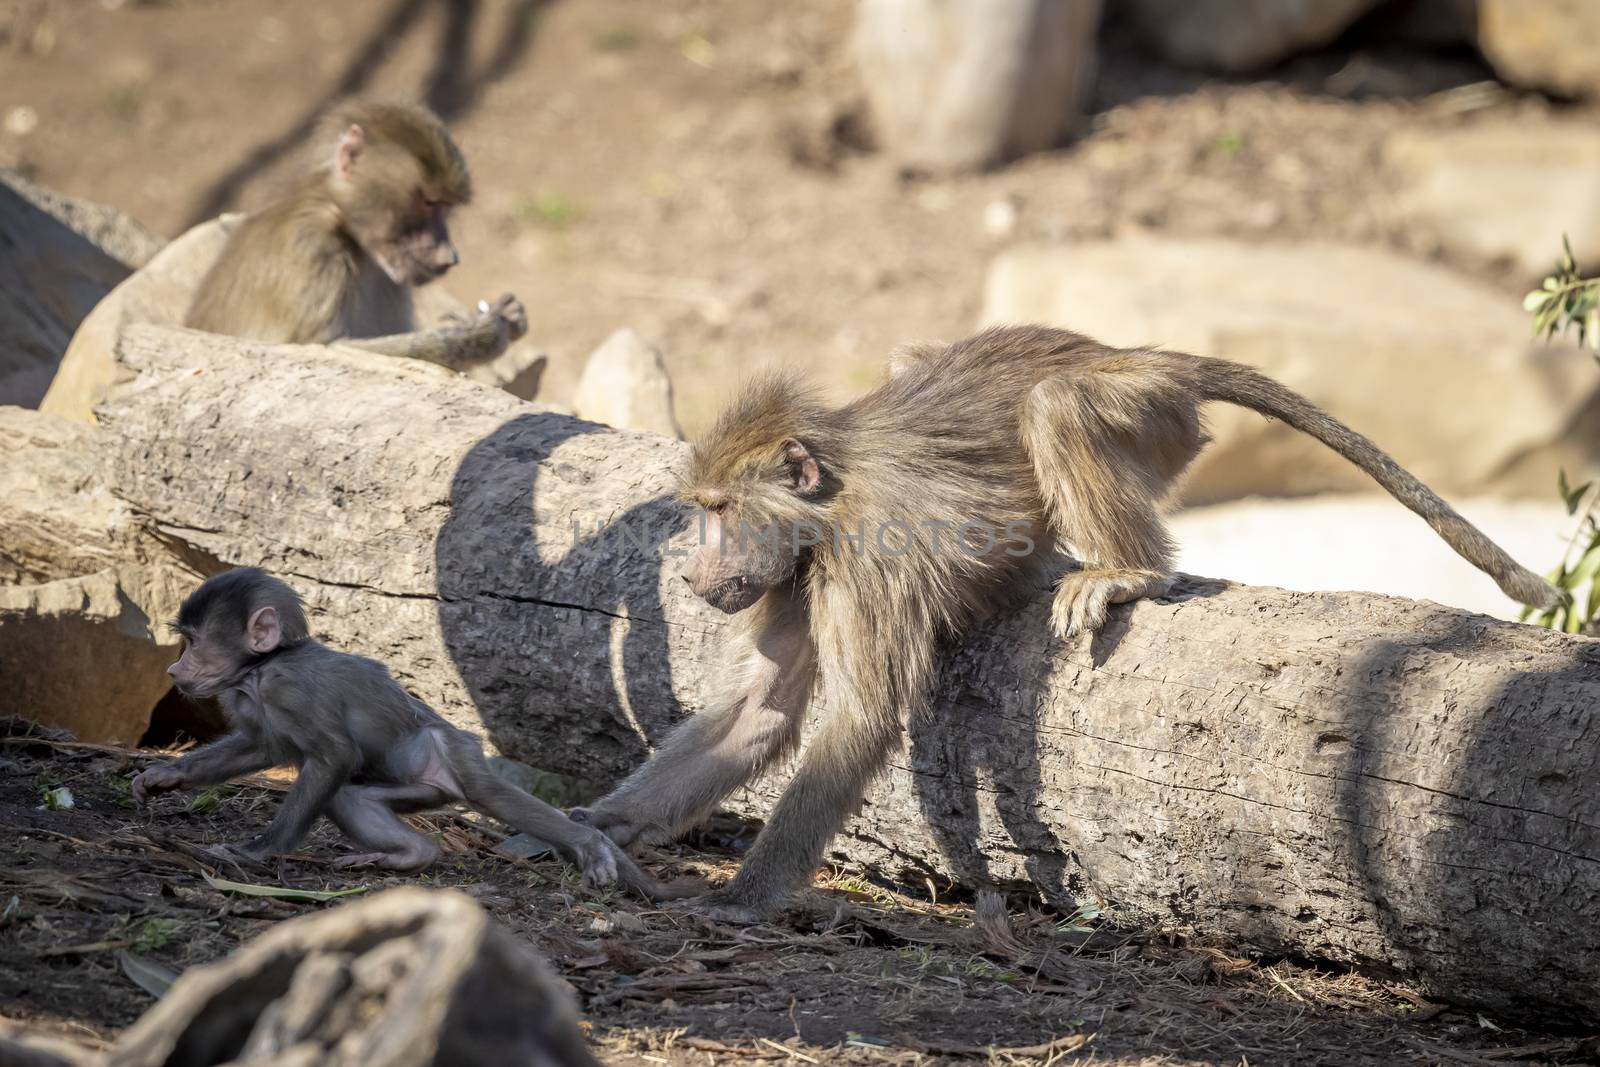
[246,606,282,654]
[781,438,822,496]
[334,123,366,180]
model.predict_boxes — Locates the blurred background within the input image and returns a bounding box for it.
[5,0,1599,618]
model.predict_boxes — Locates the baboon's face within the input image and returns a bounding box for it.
[681,505,801,613]
[167,625,246,698]
[680,437,824,614]
[364,199,459,286]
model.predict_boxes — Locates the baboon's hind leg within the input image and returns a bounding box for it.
[1022,364,1205,637]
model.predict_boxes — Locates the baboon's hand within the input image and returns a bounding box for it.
[569,804,670,851]
[131,764,185,806]
[1050,569,1173,639]
[477,292,528,345]
[569,827,628,889]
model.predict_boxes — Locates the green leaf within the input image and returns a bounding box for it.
[1570,543,1600,587]
[201,873,369,902]
[117,950,179,999]
[1525,289,1554,312]
[1563,233,1578,273]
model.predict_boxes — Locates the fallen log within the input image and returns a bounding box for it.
[100,324,1600,1024]
[0,408,192,743]
[1,888,600,1067]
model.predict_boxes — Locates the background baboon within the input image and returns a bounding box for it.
[185,99,526,370]
[575,324,1562,920]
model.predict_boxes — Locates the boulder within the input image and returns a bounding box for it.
[0,407,190,743]
[0,169,159,408]
[852,0,1102,173]
[981,238,1600,502]
[1480,0,1600,100]
[1385,120,1600,277]
[572,327,684,438]
[39,215,236,422]
[1127,0,1381,73]
[41,215,547,423]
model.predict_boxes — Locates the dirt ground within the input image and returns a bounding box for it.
[3,0,1588,431]
[3,727,1595,1067]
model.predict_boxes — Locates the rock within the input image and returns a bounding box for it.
[1480,0,1600,99]
[0,169,159,408]
[572,328,684,438]
[981,238,1600,502]
[107,888,602,1067]
[42,214,548,422]
[0,407,189,743]
[1128,0,1381,73]
[1385,121,1600,277]
[39,215,237,422]
[1175,495,1572,619]
[2,167,163,269]
[853,0,1102,173]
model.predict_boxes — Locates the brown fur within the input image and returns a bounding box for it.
[185,99,524,369]
[576,324,1562,920]
[138,568,687,901]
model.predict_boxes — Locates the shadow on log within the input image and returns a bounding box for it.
[98,324,1600,1025]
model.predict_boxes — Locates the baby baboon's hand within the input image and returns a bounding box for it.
[570,827,627,888]
[569,804,670,851]
[130,764,185,805]
[477,292,528,344]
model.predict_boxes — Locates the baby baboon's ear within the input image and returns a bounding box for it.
[246,606,282,653]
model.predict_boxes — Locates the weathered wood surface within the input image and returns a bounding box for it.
[101,324,1600,1023]
[0,408,190,742]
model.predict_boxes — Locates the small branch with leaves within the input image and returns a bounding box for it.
[1524,236,1600,636]
[1521,470,1600,635]
[1524,236,1600,356]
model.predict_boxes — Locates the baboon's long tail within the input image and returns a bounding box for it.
[1178,354,1563,611]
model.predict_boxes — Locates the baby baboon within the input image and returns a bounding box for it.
[186,99,526,370]
[575,324,1562,920]
[135,568,679,898]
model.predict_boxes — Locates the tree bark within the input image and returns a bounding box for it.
[0,408,191,743]
[101,325,1600,1024]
